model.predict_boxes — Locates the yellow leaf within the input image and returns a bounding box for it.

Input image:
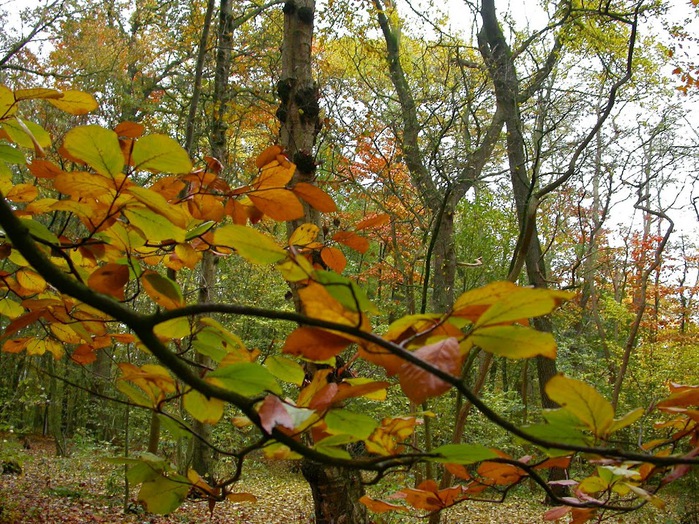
[0,85,17,118]
[14,88,63,101]
[47,90,98,115]
[123,205,186,243]
[469,325,557,359]
[474,287,573,328]
[127,185,189,228]
[545,375,614,438]
[6,183,38,203]
[289,223,320,247]
[214,224,287,264]
[131,134,192,174]
[452,282,519,321]
[63,125,123,177]
[15,268,47,293]
[252,159,295,188]
[183,387,224,424]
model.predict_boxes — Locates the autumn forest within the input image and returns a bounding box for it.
[0,0,698,522]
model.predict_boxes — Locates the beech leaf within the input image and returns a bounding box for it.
[398,338,462,404]
[63,125,123,177]
[214,224,287,264]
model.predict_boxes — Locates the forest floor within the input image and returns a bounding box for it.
[0,434,690,523]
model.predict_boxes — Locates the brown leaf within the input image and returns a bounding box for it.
[398,338,462,404]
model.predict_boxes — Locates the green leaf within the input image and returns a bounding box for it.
[157,414,192,440]
[1,119,51,149]
[325,409,378,440]
[192,322,246,363]
[185,220,215,241]
[469,325,557,359]
[521,421,589,455]
[214,224,287,264]
[138,473,190,514]
[265,355,305,386]
[123,206,186,243]
[63,125,123,177]
[209,362,282,396]
[0,144,25,164]
[20,218,60,245]
[545,375,614,438]
[132,134,193,173]
[430,444,498,464]
[183,387,224,424]
[314,270,379,313]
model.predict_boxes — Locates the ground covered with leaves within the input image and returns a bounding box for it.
[0,435,688,523]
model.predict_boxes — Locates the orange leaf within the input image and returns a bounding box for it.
[255,145,283,169]
[87,263,130,300]
[398,338,462,404]
[444,462,471,480]
[320,246,347,273]
[292,182,337,212]
[359,495,407,513]
[476,461,526,485]
[27,159,64,179]
[332,380,391,404]
[114,121,145,138]
[332,231,369,254]
[358,342,405,376]
[356,213,390,230]
[2,337,30,354]
[282,327,352,361]
[71,344,98,365]
[248,188,304,221]
[226,492,258,503]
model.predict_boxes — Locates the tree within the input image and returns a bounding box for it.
[0,85,696,523]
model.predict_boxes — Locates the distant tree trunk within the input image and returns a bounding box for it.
[182,0,217,479]
[278,2,367,522]
[47,359,67,456]
[478,0,565,499]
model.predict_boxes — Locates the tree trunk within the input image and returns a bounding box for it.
[278,2,367,521]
